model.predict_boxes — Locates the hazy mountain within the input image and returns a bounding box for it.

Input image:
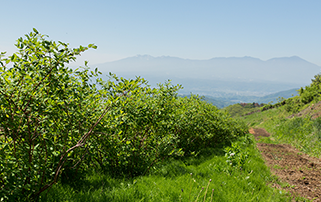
[93,55,320,96]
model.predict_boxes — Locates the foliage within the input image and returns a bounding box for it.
[296,73,321,104]
[223,135,251,174]
[224,103,245,117]
[0,29,249,200]
[242,98,321,158]
[224,103,263,117]
[174,95,247,153]
[262,116,321,158]
[283,97,302,113]
[0,29,107,200]
[89,77,185,177]
[254,73,321,115]
[40,135,290,201]
[313,117,321,140]
[311,73,321,86]
[89,87,248,177]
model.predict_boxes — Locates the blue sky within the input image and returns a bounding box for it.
[1,0,321,66]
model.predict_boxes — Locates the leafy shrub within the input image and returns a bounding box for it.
[174,95,247,154]
[0,29,249,200]
[261,104,273,111]
[89,78,184,177]
[224,103,262,117]
[223,135,251,174]
[224,103,244,117]
[298,74,321,104]
[89,87,248,177]
[0,29,105,200]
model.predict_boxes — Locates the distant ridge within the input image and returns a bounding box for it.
[96,55,320,84]
[94,55,320,97]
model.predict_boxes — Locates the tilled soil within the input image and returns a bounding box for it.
[249,128,321,201]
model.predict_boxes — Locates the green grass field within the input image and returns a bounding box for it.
[240,103,321,158]
[39,135,290,202]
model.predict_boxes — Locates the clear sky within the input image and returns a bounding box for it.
[1,0,321,66]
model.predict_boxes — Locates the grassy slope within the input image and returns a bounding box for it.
[223,104,262,117]
[40,135,290,201]
[256,88,298,104]
[239,99,321,158]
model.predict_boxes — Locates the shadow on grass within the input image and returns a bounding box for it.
[58,144,227,193]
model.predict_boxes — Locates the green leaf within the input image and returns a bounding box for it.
[88,44,97,49]
[33,28,39,34]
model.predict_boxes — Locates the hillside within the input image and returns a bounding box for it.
[237,74,321,200]
[195,88,298,109]
[255,88,299,103]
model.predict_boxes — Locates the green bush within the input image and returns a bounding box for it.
[283,96,301,113]
[298,74,321,104]
[0,29,248,200]
[89,88,248,178]
[89,78,185,177]
[0,29,104,200]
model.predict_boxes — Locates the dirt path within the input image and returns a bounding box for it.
[249,128,321,201]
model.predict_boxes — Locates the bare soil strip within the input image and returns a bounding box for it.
[249,128,321,201]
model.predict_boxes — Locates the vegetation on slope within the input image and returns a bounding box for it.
[224,102,264,117]
[240,73,321,158]
[0,30,254,201]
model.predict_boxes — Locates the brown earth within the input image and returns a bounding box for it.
[249,128,321,201]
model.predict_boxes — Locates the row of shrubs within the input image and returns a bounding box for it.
[0,30,248,201]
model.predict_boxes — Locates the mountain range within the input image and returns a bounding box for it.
[93,55,321,97]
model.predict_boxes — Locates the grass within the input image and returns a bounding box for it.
[39,135,291,201]
[241,104,321,158]
[37,101,319,201]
